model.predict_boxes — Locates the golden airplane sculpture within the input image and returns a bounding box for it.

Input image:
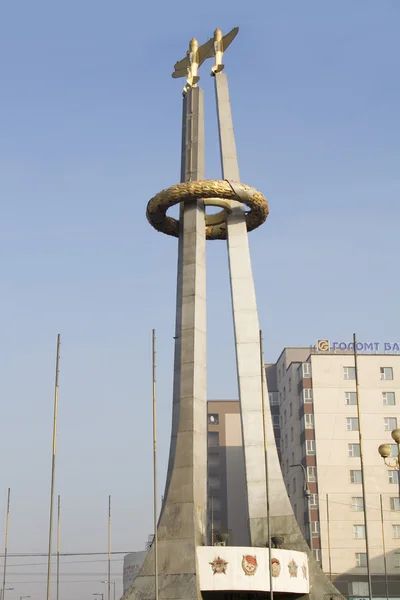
[172,27,239,93]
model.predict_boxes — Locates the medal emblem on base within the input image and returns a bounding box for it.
[288,559,298,577]
[271,557,281,577]
[241,555,258,576]
[210,556,228,575]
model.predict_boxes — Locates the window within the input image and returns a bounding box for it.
[287,481,290,495]
[289,377,292,392]
[208,432,219,447]
[313,549,321,562]
[353,524,366,539]
[350,470,362,484]
[383,392,396,405]
[307,466,316,482]
[303,389,313,403]
[309,494,318,508]
[389,444,398,457]
[306,440,316,455]
[351,582,369,596]
[345,391,357,405]
[305,414,314,429]
[279,392,282,404]
[391,497,400,511]
[208,453,221,467]
[355,552,367,567]
[284,410,287,424]
[278,368,281,382]
[208,475,220,489]
[346,417,359,431]
[344,366,356,380]
[392,524,400,539]
[283,387,286,401]
[384,417,398,431]
[282,362,285,375]
[286,459,289,474]
[269,392,279,405]
[351,497,364,511]
[272,415,280,429]
[293,477,296,493]
[291,452,295,465]
[209,496,221,511]
[212,519,222,532]
[290,427,294,442]
[395,553,400,568]
[348,443,360,457]
[208,413,219,425]
[311,521,319,536]
[381,367,394,380]
[285,434,288,449]
[289,402,293,417]
[275,437,281,451]
[389,471,399,484]
[303,363,311,378]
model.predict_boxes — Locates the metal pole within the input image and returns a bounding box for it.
[2,488,10,600]
[353,333,372,600]
[259,331,273,600]
[380,494,389,600]
[290,464,312,553]
[57,494,60,600]
[47,332,61,600]
[326,494,332,581]
[152,329,159,600]
[108,495,111,600]
[211,496,214,545]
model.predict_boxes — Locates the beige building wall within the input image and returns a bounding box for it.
[208,347,400,597]
[310,353,400,579]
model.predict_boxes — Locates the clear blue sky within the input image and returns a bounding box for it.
[0,1,399,598]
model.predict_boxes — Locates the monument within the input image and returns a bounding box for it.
[124,28,341,600]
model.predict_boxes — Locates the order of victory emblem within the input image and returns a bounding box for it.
[241,555,258,576]
[302,563,308,579]
[288,559,298,578]
[209,556,228,575]
[271,557,281,577]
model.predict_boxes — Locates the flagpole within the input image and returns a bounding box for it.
[57,494,60,600]
[1,488,11,600]
[152,330,159,600]
[353,333,372,600]
[259,331,273,600]
[108,495,111,600]
[47,334,61,600]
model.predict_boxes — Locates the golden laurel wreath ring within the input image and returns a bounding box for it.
[146,179,269,241]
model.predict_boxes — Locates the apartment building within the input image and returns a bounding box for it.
[207,345,400,598]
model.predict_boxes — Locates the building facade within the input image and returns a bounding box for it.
[207,347,400,598]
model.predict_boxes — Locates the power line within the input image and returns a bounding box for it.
[1,558,124,568]
[0,551,132,558]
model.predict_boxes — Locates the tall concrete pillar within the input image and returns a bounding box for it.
[128,87,206,600]
[214,71,340,599]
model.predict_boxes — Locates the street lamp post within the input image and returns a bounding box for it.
[101,580,115,600]
[378,428,400,499]
[290,464,313,552]
[378,428,400,470]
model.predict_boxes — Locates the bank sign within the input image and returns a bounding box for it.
[317,339,400,353]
